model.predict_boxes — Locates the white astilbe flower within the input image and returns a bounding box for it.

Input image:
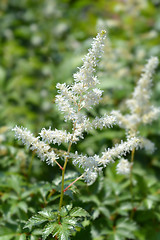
[111,110,139,130]
[126,56,160,124]
[129,57,158,104]
[70,114,117,143]
[111,57,159,155]
[101,136,141,166]
[72,136,141,184]
[54,30,118,147]
[55,30,106,122]
[112,57,159,131]
[73,32,106,86]
[72,123,84,142]
[13,31,119,180]
[71,152,102,184]
[12,31,145,186]
[142,106,160,124]
[116,158,131,175]
[72,152,100,170]
[12,126,58,166]
[55,95,77,122]
[81,88,103,110]
[84,170,98,185]
[140,137,155,154]
[40,127,72,145]
[91,114,117,130]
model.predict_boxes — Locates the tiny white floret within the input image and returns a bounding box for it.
[116,158,132,175]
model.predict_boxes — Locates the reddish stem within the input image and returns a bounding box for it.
[55,160,63,170]
[63,174,84,192]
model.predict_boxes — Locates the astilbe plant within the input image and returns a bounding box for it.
[12,30,159,240]
[111,57,159,210]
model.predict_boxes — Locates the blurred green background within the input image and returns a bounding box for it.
[0,0,160,239]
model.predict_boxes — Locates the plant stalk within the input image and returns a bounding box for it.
[54,160,63,170]
[58,141,72,222]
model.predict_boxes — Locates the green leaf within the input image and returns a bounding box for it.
[62,216,81,229]
[70,207,89,217]
[57,224,70,240]
[15,234,26,240]
[144,198,153,209]
[58,231,70,240]
[29,236,37,240]
[99,206,110,218]
[102,219,138,240]
[117,219,138,232]
[135,175,148,196]
[46,223,71,240]
[116,229,135,239]
[38,209,57,219]
[92,209,100,220]
[51,223,60,238]
[80,195,100,205]
[31,229,43,236]
[112,234,122,240]
[0,227,15,240]
[60,205,72,217]
[18,201,28,213]
[42,222,58,240]
[24,214,48,230]
[0,235,15,240]
[7,175,22,195]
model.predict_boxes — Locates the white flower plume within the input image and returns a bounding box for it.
[126,56,159,123]
[12,30,117,177]
[112,57,159,155]
[72,136,141,184]
[112,57,159,130]
[12,30,145,185]
[116,158,132,175]
[40,128,72,145]
[55,30,106,122]
[12,126,58,166]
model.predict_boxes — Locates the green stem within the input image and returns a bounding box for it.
[58,141,72,223]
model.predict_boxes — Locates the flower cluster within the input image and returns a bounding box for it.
[12,30,151,185]
[72,136,141,183]
[112,57,159,131]
[100,136,141,165]
[116,158,132,175]
[55,30,107,123]
[40,127,72,145]
[12,126,58,166]
[111,57,159,162]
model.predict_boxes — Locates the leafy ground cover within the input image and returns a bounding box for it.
[0,0,160,239]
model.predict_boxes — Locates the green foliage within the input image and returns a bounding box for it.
[0,0,160,239]
[24,205,89,240]
[73,164,160,240]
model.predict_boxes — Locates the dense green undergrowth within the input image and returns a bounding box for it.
[0,0,160,239]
